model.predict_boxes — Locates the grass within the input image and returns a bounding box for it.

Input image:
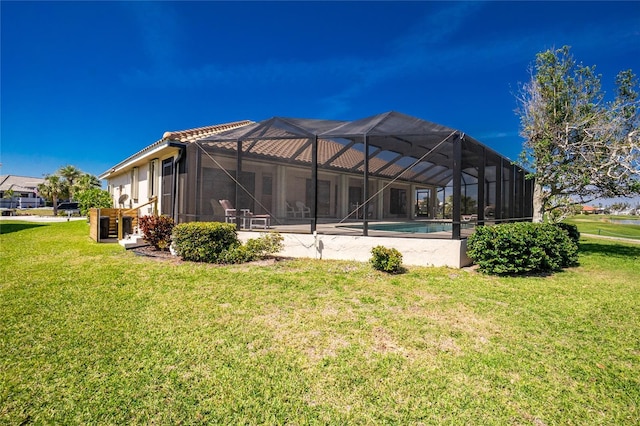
[1,220,639,424]
[564,214,640,240]
[10,208,56,216]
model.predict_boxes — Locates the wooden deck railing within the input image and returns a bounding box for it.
[89,197,158,242]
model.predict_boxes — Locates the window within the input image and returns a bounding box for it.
[131,167,139,202]
[306,179,331,216]
[148,160,158,197]
[390,188,407,215]
[262,175,272,196]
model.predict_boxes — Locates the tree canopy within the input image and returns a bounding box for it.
[37,166,103,215]
[516,46,640,222]
[38,174,67,216]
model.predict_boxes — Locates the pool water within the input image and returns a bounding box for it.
[342,222,473,234]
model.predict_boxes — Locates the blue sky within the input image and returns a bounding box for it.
[2,1,639,186]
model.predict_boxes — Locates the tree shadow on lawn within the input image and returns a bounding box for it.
[0,222,47,235]
[579,241,640,259]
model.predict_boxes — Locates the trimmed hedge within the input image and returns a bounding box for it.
[555,222,580,245]
[172,222,283,264]
[467,222,578,275]
[172,222,239,263]
[370,245,403,273]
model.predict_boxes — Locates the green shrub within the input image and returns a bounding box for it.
[467,222,579,275]
[172,222,239,262]
[172,224,284,264]
[555,222,581,245]
[217,233,284,264]
[244,232,284,259]
[219,244,254,264]
[74,188,112,216]
[138,215,175,251]
[370,245,403,273]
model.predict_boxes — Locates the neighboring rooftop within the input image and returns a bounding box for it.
[0,175,45,193]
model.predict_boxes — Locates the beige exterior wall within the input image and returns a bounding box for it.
[238,231,471,268]
[104,148,179,216]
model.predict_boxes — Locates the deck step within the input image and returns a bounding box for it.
[119,234,147,249]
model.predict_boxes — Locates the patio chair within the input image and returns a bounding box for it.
[295,201,311,218]
[285,201,296,217]
[218,199,271,229]
[218,199,239,223]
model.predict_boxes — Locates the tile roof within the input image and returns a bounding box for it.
[200,138,427,182]
[162,121,254,143]
[100,120,254,178]
[103,115,457,185]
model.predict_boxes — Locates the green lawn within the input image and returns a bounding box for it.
[1,220,639,424]
[564,214,640,240]
[10,208,56,217]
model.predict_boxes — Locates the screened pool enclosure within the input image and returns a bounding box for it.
[172,112,533,239]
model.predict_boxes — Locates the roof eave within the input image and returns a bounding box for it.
[99,141,186,180]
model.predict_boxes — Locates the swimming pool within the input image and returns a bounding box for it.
[340,221,474,234]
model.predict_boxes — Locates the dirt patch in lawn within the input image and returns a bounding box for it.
[132,245,281,267]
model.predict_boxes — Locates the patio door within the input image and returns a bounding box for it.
[348,186,362,218]
[416,189,431,217]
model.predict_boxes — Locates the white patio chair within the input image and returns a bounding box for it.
[295,201,311,218]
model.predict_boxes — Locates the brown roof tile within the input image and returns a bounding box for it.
[105,119,429,182]
[100,120,254,178]
[162,120,254,143]
[201,137,417,180]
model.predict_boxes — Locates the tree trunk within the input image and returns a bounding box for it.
[532,183,545,223]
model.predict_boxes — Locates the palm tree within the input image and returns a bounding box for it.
[2,188,15,209]
[38,175,67,216]
[74,173,101,194]
[58,165,82,200]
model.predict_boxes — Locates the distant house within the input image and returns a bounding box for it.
[581,205,607,215]
[582,205,596,214]
[0,175,45,209]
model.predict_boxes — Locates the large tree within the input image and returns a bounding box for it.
[73,173,102,194]
[516,46,640,222]
[75,188,112,216]
[57,165,82,200]
[38,175,68,216]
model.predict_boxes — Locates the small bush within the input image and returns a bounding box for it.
[138,215,175,251]
[219,232,284,264]
[467,222,579,275]
[172,223,284,264]
[172,222,239,262]
[219,244,254,264]
[370,245,403,273]
[245,232,284,258]
[555,222,581,245]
